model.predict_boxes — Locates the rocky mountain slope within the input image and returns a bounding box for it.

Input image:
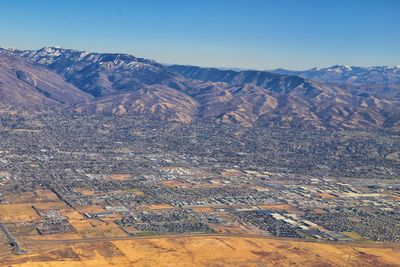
[17,47,175,97]
[1,47,399,130]
[0,49,92,114]
[169,65,400,129]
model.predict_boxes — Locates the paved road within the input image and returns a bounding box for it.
[0,223,24,254]
[23,232,383,246]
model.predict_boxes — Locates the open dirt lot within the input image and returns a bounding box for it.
[0,203,41,223]
[1,236,399,266]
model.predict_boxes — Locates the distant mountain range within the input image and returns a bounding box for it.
[272,65,400,99]
[0,47,399,130]
[272,65,400,85]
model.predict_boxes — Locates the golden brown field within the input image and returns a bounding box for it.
[109,174,131,181]
[1,236,399,266]
[0,203,41,223]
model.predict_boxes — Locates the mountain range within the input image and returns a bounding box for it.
[272,65,400,99]
[0,46,399,130]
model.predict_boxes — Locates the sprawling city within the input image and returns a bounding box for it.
[0,114,399,265]
[1,0,400,266]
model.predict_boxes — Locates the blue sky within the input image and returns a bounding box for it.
[0,0,399,70]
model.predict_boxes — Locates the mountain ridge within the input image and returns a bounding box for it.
[0,51,92,114]
[0,46,399,131]
[271,65,400,99]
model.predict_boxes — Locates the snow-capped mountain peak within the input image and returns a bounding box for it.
[271,64,400,87]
